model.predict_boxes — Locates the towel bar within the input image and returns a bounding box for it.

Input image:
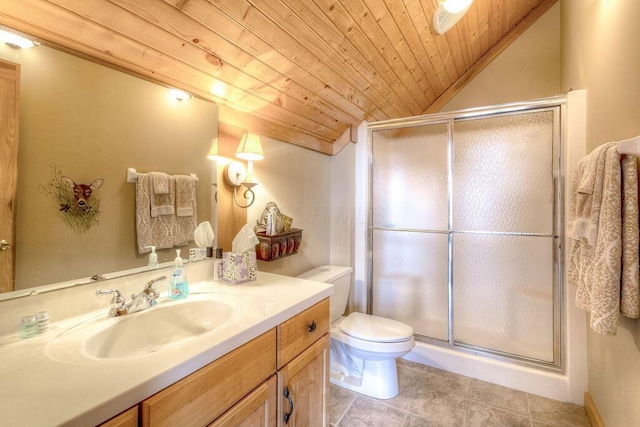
[616,135,640,156]
[126,168,199,183]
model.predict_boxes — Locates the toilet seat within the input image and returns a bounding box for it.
[340,312,413,343]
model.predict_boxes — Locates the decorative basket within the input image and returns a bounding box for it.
[255,229,303,262]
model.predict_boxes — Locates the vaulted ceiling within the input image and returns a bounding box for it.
[0,0,556,155]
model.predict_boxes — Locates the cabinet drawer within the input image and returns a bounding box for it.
[209,375,276,427]
[141,329,276,427]
[277,298,329,369]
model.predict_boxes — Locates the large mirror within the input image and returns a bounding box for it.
[0,29,218,298]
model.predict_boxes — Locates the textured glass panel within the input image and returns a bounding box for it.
[453,111,554,234]
[372,124,448,231]
[453,234,554,362]
[372,229,449,341]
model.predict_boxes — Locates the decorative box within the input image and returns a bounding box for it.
[255,229,303,262]
[222,251,257,284]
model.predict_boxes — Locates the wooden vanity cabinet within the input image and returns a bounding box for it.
[140,329,276,427]
[276,298,330,427]
[103,298,330,427]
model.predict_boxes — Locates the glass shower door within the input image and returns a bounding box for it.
[369,105,561,366]
[452,111,557,363]
[371,123,450,341]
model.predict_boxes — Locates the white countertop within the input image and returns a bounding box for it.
[0,271,333,427]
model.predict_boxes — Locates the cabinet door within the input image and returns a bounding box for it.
[141,329,276,427]
[277,334,329,427]
[98,406,138,427]
[209,375,276,427]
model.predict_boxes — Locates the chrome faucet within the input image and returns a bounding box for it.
[95,289,127,317]
[127,276,165,314]
[96,276,166,317]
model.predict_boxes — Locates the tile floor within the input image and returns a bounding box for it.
[330,359,592,426]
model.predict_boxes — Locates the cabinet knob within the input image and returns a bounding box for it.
[307,320,317,333]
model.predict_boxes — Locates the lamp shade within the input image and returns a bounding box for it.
[207,137,225,161]
[236,133,264,161]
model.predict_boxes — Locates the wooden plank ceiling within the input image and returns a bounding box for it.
[0,0,555,155]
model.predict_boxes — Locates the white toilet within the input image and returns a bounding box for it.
[298,265,414,399]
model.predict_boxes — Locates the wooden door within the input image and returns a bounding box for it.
[277,334,329,427]
[0,59,19,293]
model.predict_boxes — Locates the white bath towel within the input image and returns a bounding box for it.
[136,173,174,253]
[150,175,175,217]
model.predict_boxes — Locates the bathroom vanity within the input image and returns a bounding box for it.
[0,262,332,426]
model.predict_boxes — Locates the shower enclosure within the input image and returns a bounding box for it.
[368,99,562,369]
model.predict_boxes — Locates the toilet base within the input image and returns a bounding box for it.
[330,357,400,399]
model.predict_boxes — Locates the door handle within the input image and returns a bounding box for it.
[0,240,10,251]
[283,386,294,424]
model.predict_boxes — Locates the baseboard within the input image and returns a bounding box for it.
[584,391,605,427]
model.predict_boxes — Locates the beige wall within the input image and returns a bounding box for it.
[247,136,333,277]
[561,1,640,425]
[442,2,561,111]
[0,44,217,289]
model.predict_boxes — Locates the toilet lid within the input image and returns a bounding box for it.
[340,312,413,343]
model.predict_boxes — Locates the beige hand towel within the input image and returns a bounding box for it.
[150,171,169,194]
[173,175,197,246]
[136,173,174,253]
[150,175,175,217]
[175,175,196,217]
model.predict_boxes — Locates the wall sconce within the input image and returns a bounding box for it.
[222,132,264,208]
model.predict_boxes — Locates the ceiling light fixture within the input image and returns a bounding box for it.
[433,0,474,34]
[169,88,191,101]
[0,29,37,49]
[441,0,473,14]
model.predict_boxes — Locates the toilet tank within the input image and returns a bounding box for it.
[297,265,352,323]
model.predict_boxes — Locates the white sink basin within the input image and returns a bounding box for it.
[45,293,246,363]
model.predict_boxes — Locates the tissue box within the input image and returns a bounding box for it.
[222,251,257,284]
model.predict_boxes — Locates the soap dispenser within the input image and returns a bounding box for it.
[169,249,188,300]
[145,246,158,269]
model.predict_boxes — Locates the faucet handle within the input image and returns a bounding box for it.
[96,289,126,316]
[145,275,167,289]
[144,276,165,305]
